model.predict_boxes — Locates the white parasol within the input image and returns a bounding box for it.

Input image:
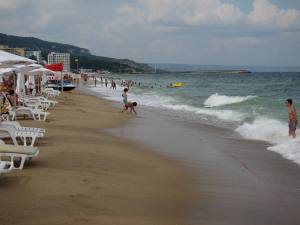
[0,50,36,68]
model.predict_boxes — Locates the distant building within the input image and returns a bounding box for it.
[48,52,70,72]
[25,50,42,64]
[0,45,25,56]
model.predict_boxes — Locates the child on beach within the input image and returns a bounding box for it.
[122,88,128,105]
[286,99,297,138]
[122,102,137,115]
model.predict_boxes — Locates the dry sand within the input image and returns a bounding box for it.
[0,91,192,225]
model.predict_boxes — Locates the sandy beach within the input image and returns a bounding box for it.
[0,91,192,225]
[1,1,299,224]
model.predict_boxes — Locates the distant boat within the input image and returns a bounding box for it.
[46,80,76,91]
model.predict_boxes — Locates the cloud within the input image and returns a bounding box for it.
[211,36,267,48]
[0,0,299,66]
[0,0,17,10]
[117,0,244,27]
[248,0,300,28]
[96,0,300,65]
[114,0,300,30]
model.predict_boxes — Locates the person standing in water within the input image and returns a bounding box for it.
[286,99,297,138]
[112,80,117,90]
[122,88,128,108]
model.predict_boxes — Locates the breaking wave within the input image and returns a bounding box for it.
[204,93,256,107]
[236,118,300,165]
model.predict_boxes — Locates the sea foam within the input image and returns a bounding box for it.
[236,118,300,165]
[161,104,246,122]
[89,85,300,166]
[88,85,246,122]
[204,93,256,107]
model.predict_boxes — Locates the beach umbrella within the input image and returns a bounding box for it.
[0,51,37,115]
[14,63,41,71]
[29,67,55,75]
[27,63,43,68]
[0,68,16,75]
[0,50,36,68]
[13,64,43,96]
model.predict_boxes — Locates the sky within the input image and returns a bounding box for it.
[0,0,300,66]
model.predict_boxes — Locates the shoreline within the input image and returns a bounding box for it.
[86,81,300,167]
[0,90,193,225]
[107,100,300,225]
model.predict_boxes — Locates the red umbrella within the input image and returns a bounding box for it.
[44,63,64,92]
[44,63,63,71]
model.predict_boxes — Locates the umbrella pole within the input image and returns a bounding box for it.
[13,71,17,118]
[61,71,63,93]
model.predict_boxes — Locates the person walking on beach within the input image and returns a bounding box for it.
[122,102,137,115]
[286,99,297,138]
[111,80,116,90]
[83,74,88,85]
[94,75,97,87]
[105,78,108,87]
[122,88,128,105]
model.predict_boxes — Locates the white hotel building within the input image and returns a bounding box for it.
[48,52,71,72]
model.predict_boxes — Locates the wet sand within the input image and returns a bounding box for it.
[109,109,300,225]
[0,91,192,225]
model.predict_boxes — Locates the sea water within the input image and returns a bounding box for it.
[89,72,300,165]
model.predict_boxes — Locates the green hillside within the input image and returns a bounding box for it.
[0,33,154,73]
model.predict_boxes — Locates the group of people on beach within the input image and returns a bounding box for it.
[98,77,117,90]
[98,76,138,115]
[113,79,138,114]
[121,80,134,89]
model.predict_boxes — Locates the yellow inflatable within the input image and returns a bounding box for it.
[168,82,183,88]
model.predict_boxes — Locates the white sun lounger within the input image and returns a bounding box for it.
[0,161,13,175]
[22,98,57,111]
[0,144,39,170]
[0,125,43,146]
[24,101,49,111]
[2,121,45,134]
[11,107,49,121]
[43,88,60,98]
[24,97,58,107]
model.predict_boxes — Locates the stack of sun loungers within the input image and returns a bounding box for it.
[0,88,60,176]
[3,92,59,121]
[42,88,61,98]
